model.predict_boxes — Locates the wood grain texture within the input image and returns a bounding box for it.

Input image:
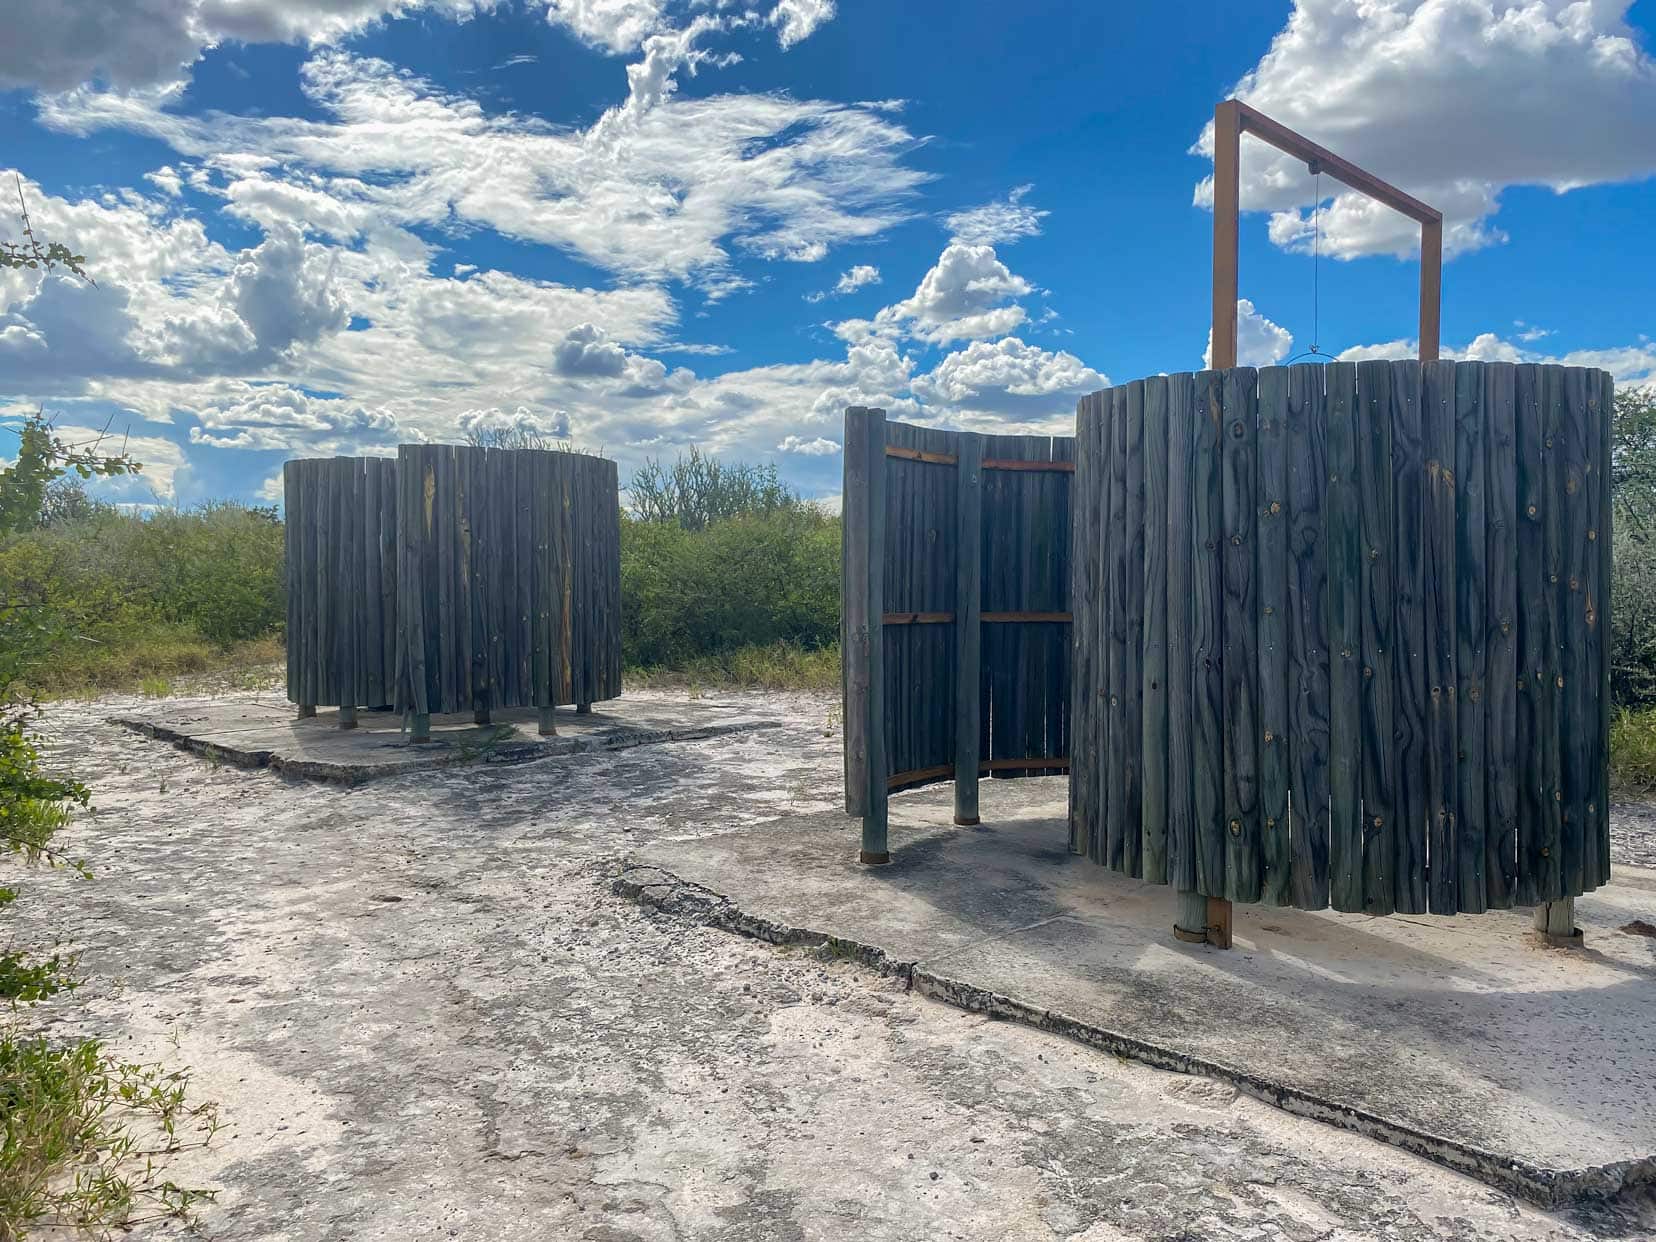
[1165,373,1198,893]
[1422,361,1459,914]
[1454,362,1489,913]
[1482,363,1519,908]
[1326,362,1363,912]
[1191,370,1226,899]
[1221,367,1261,903]
[1140,376,1171,884]
[1285,364,1331,910]
[1358,360,1397,915]
[1256,368,1291,906]
[1389,361,1429,915]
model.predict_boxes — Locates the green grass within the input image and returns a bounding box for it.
[627,640,840,694]
[1610,706,1656,796]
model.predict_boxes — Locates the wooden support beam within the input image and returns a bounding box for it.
[1210,99,1442,369]
[409,712,431,743]
[883,612,953,625]
[884,444,957,466]
[297,704,317,720]
[576,702,592,715]
[982,611,1072,624]
[982,458,1075,473]
[338,705,358,731]
[955,432,983,827]
[473,708,491,725]
[845,407,890,864]
[538,706,557,736]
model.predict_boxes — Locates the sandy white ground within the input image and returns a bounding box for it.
[11,688,1654,1240]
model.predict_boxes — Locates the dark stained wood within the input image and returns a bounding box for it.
[983,612,1072,623]
[1165,373,1198,893]
[1482,363,1519,908]
[1106,387,1129,869]
[1191,370,1226,898]
[1539,368,1564,900]
[1389,361,1429,915]
[1326,361,1363,912]
[1513,364,1547,905]
[1141,376,1171,885]
[1454,362,1489,913]
[1558,366,1593,898]
[1594,370,1613,888]
[1285,363,1331,909]
[983,458,1075,473]
[1358,360,1397,916]
[1423,360,1460,913]
[1256,366,1291,906]
[1221,366,1261,903]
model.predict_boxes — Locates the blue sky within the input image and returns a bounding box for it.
[2,0,1653,509]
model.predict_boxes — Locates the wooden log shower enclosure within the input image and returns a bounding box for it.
[842,408,1074,863]
[1070,360,1613,917]
[284,445,622,738]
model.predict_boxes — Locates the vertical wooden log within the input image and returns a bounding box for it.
[1423,360,1460,913]
[1484,363,1519,908]
[1514,365,1547,904]
[1390,361,1430,915]
[1256,366,1291,906]
[1191,370,1226,899]
[1286,364,1331,910]
[1166,374,1198,894]
[1093,399,1115,865]
[1539,367,1565,900]
[1106,388,1129,870]
[957,433,984,826]
[1069,398,1095,854]
[1221,366,1261,904]
[539,705,557,736]
[284,461,300,707]
[843,407,888,862]
[1123,381,1147,877]
[1558,367,1592,898]
[1326,361,1363,912]
[1533,897,1578,942]
[339,705,358,730]
[1141,376,1170,885]
[1593,371,1613,888]
[1455,362,1490,913]
[1358,360,1396,916]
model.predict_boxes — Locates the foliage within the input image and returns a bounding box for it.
[621,506,839,669]
[0,174,88,285]
[0,416,136,538]
[0,502,286,692]
[1611,388,1656,706]
[626,640,841,694]
[462,424,567,451]
[629,446,800,531]
[0,1033,220,1238]
[1609,706,1656,795]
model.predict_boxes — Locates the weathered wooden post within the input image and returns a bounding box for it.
[297,705,316,720]
[539,706,557,736]
[954,432,983,827]
[843,407,888,863]
[339,705,358,730]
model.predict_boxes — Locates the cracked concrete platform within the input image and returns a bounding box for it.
[630,777,1656,1205]
[109,694,775,782]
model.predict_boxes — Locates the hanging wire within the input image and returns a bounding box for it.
[1286,161,1330,365]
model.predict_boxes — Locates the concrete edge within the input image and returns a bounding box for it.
[109,714,779,785]
[611,860,1656,1211]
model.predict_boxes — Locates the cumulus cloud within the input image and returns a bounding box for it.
[1193,0,1656,259]
[805,263,880,303]
[1336,332,1656,387]
[543,0,666,53]
[1202,299,1294,369]
[553,322,629,377]
[457,404,573,441]
[944,184,1047,246]
[225,223,347,355]
[911,336,1104,420]
[771,0,835,48]
[778,433,838,455]
[185,382,401,454]
[877,242,1033,344]
[0,0,488,93]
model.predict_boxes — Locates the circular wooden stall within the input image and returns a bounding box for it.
[841,408,1074,863]
[1069,361,1612,933]
[284,445,622,737]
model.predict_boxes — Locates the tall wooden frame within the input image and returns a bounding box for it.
[1211,99,1442,370]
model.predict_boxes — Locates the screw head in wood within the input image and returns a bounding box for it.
[1588,529,1597,541]
[1541,846,1550,857]
[1528,504,1538,517]
[1229,818,1241,835]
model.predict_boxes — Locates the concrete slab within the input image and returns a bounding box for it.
[111,693,775,783]
[627,776,1656,1206]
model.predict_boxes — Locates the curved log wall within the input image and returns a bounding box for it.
[283,446,621,719]
[1070,361,1613,914]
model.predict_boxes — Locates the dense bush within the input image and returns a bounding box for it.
[0,492,285,692]
[621,507,839,669]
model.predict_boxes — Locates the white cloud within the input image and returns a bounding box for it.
[1202,299,1294,369]
[55,422,190,501]
[944,184,1047,246]
[770,0,835,48]
[1337,332,1656,386]
[0,0,489,92]
[543,0,667,54]
[457,404,572,441]
[876,242,1033,344]
[805,263,880,302]
[911,336,1104,423]
[1193,0,1656,259]
[778,434,838,455]
[553,322,629,377]
[42,48,929,294]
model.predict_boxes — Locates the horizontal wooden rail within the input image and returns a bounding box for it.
[885,445,957,466]
[983,459,1075,473]
[883,612,953,625]
[982,611,1072,623]
[888,756,1070,789]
